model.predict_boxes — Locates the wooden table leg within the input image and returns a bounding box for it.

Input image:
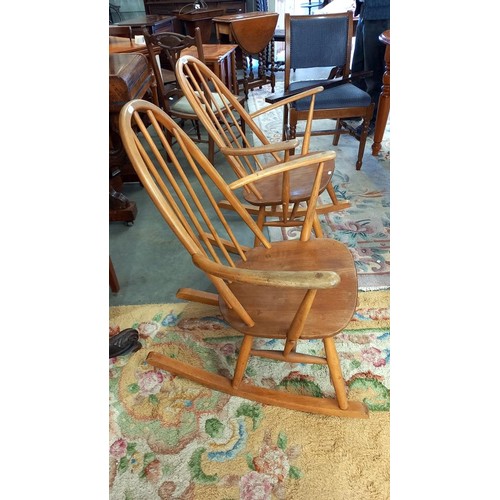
[230,50,237,95]
[109,256,120,293]
[372,31,390,156]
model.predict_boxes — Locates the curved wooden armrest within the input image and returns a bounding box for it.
[250,86,324,118]
[192,254,340,289]
[220,139,300,157]
[228,151,336,190]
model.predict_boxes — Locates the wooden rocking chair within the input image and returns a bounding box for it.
[175,55,350,242]
[118,98,367,418]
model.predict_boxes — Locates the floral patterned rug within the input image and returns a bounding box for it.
[109,290,390,499]
[246,83,390,290]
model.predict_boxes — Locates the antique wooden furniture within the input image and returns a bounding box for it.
[109,35,149,54]
[283,12,374,170]
[109,34,162,66]
[372,29,390,156]
[118,98,367,418]
[143,0,245,17]
[114,14,176,68]
[109,53,156,223]
[255,0,285,70]
[109,36,161,103]
[109,33,162,224]
[182,42,239,94]
[142,27,220,162]
[109,25,133,39]
[114,14,175,36]
[176,55,350,240]
[143,0,245,36]
[173,7,225,43]
[213,11,278,96]
[256,0,285,40]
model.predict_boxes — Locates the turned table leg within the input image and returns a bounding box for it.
[372,30,390,156]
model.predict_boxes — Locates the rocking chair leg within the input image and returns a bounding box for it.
[323,337,349,410]
[312,215,323,238]
[325,183,339,206]
[254,206,266,247]
[232,334,254,388]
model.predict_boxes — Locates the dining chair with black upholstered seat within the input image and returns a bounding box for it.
[283,11,374,170]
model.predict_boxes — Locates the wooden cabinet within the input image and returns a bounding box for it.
[109,53,155,223]
[143,1,246,41]
[143,0,246,17]
[115,14,176,36]
[114,14,177,68]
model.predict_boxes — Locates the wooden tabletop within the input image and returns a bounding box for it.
[109,36,162,58]
[182,43,238,61]
[213,11,274,23]
[109,36,148,54]
[174,7,225,21]
[114,14,175,27]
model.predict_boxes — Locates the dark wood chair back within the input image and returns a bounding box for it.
[141,27,217,161]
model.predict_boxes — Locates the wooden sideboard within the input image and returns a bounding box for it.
[114,15,175,67]
[109,53,155,224]
[115,14,176,36]
[173,7,225,42]
[143,1,246,17]
[143,0,246,41]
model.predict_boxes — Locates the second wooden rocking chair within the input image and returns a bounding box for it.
[176,55,350,242]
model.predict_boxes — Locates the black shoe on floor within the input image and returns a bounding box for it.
[109,328,141,358]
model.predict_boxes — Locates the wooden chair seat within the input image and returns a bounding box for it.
[243,156,334,206]
[221,238,357,338]
[170,92,232,115]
